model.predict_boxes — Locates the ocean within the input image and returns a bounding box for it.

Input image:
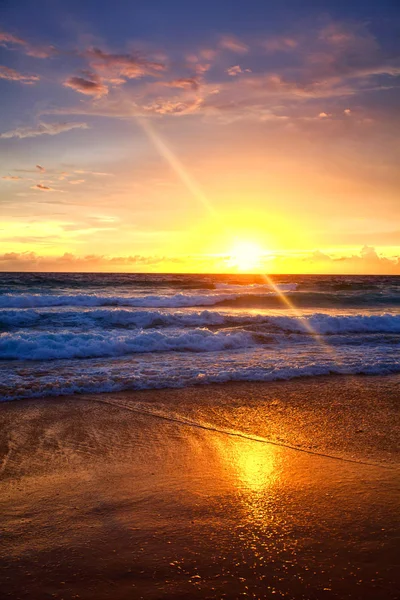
[0,272,399,401]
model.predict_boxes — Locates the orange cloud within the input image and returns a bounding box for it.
[0,30,55,58]
[0,65,39,84]
[303,246,400,274]
[64,75,109,97]
[31,184,55,191]
[85,47,165,81]
[0,31,26,45]
[143,98,203,115]
[163,78,199,90]
[226,65,251,76]
[219,36,249,54]
[38,18,399,129]
[74,170,114,176]
[263,36,298,52]
[0,251,180,272]
[0,121,88,139]
[0,247,398,274]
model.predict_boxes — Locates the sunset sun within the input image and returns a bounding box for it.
[230,241,264,272]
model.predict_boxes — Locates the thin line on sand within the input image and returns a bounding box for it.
[92,396,393,468]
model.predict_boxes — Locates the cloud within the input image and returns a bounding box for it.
[41,68,362,124]
[0,251,179,271]
[64,75,109,97]
[63,46,167,97]
[219,36,249,54]
[0,246,398,273]
[300,21,400,84]
[226,65,251,76]
[24,45,56,59]
[0,65,40,84]
[31,184,56,191]
[304,246,400,274]
[84,47,165,81]
[36,164,45,172]
[0,121,89,139]
[1,175,22,181]
[38,18,400,126]
[0,31,25,45]
[195,63,211,76]
[196,74,338,121]
[68,179,85,185]
[263,36,298,53]
[0,30,55,58]
[163,78,199,91]
[360,245,383,260]
[213,21,400,118]
[74,170,114,176]
[143,98,203,115]
[227,65,242,76]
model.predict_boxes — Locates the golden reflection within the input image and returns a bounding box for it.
[209,433,288,576]
[211,435,279,494]
[233,440,277,492]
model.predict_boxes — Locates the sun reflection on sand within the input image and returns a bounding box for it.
[233,440,277,493]
[210,435,280,499]
[208,434,291,581]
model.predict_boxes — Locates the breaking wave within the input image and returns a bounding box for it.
[1,345,400,401]
[0,328,258,360]
[1,308,400,334]
[0,284,297,310]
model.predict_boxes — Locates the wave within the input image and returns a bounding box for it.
[0,308,261,329]
[1,287,400,311]
[213,282,297,292]
[0,284,298,310]
[1,308,400,334]
[1,348,400,401]
[0,328,258,360]
[264,313,400,334]
[0,291,276,309]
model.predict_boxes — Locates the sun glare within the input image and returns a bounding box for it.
[230,241,264,272]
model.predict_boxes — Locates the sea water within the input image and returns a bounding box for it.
[0,273,399,400]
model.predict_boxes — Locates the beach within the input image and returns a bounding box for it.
[2,0,400,593]
[1,375,399,599]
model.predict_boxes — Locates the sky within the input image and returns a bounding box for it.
[0,0,399,273]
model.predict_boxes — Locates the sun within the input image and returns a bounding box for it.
[230,241,264,272]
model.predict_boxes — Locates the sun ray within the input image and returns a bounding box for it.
[136,117,217,218]
[260,272,346,366]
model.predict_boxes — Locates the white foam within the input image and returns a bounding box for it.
[0,283,297,310]
[0,292,248,309]
[0,327,256,360]
[1,308,400,334]
[214,282,298,292]
[1,343,399,401]
[266,313,400,334]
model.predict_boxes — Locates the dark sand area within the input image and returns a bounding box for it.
[0,375,399,599]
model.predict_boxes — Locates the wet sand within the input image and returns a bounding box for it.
[0,375,399,599]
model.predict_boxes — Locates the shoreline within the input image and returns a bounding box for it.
[2,367,400,404]
[1,374,399,598]
[2,373,399,464]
